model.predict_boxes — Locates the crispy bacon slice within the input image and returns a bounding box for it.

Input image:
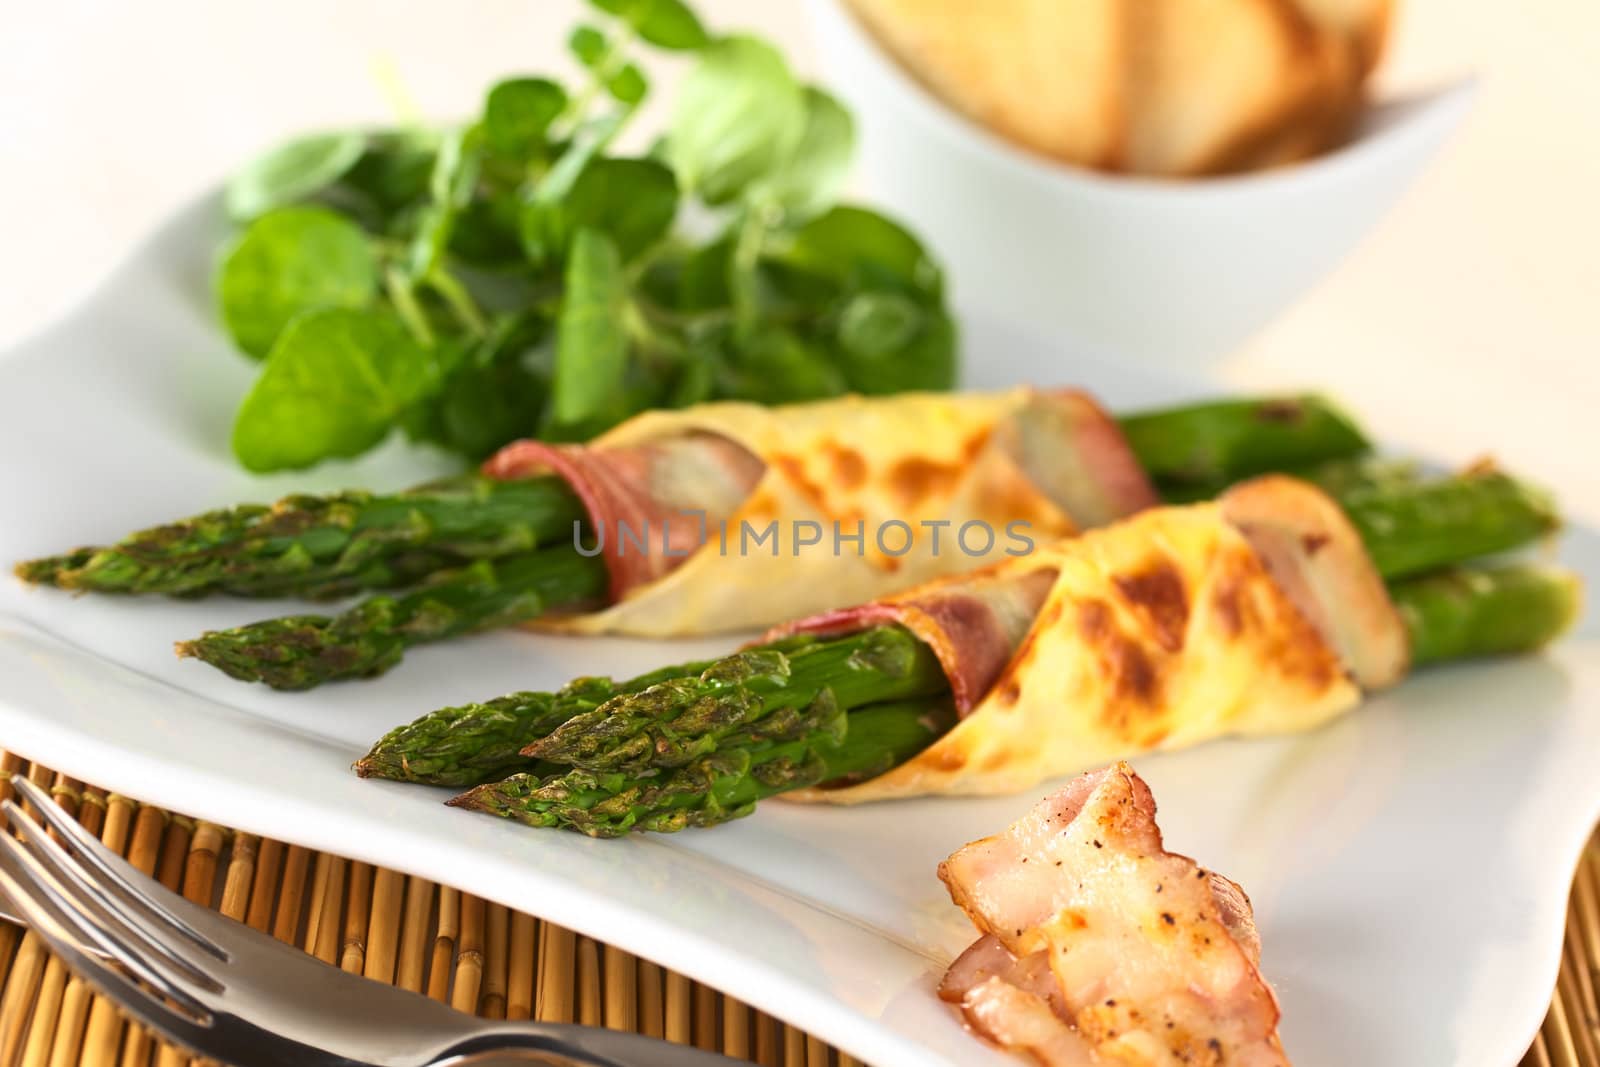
[962,977,1098,1067]
[938,763,1290,1066]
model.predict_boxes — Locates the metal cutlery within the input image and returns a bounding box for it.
[0,774,750,1067]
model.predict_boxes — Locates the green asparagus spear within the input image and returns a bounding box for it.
[1390,563,1582,666]
[178,547,608,690]
[1156,455,1421,505]
[355,656,723,785]
[1120,394,1369,488]
[357,627,945,786]
[14,394,1370,600]
[1162,463,1554,576]
[523,625,947,773]
[1345,467,1558,580]
[448,696,956,837]
[14,474,584,598]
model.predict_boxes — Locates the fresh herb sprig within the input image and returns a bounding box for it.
[216,0,955,472]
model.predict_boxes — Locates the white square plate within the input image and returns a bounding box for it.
[1,194,1595,1066]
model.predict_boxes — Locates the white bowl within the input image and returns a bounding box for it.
[806,0,1476,367]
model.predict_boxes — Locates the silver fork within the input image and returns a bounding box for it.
[0,776,751,1067]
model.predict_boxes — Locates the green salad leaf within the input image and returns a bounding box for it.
[589,0,708,50]
[840,304,957,395]
[225,132,367,222]
[668,36,806,205]
[482,78,566,159]
[569,25,610,68]
[522,157,678,264]
[207,0,958,473]
[403,312,550,460]
[551,229,630,432]
[233,308,444,471]
[217,206,379,360]
[754,87,855,223]
[606,62,650,105]
[781,205,943,299]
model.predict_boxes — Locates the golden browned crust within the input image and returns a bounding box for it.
[535,390,1086,637]
[787,502,1362,803]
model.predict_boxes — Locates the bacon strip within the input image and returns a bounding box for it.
[762,566,1058,712]
[1005,390,1160,527]
[485,434,765,602]
[937,763,1290,1066]
[1221,475,1408,688]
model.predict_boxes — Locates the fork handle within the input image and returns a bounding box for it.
[425,1022,751,1067]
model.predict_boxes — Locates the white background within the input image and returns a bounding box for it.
[3,0,1597,515]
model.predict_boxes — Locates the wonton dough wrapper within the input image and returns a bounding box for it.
[781,498,1367,802]
[486,389,1154,637]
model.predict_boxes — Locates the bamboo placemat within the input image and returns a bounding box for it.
[0,750,1594,1067]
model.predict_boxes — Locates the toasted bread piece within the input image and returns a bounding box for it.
[1296,0,1395,74]
[843,0,1126,168]
[841,0,1396,176]
[1124,0,1355,175]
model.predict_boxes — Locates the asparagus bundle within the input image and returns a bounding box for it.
[360,467,1575,836]
[14,394,1374,689]
[445,562,1576,835]
[185,462,1556,689]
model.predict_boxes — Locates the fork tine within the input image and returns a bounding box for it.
[0,832,210,1020]
[8,776,225,959]
[5,804,224,993]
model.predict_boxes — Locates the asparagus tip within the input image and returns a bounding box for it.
[13,553,88,587]
[444,787,485,810]
[351,755,386,779]
[352,750,410,780]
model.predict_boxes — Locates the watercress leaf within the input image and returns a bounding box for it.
[838,290,921,359]
[606,62,649,105]
[483,77,567,159]
[403,313,550,459]
[839,303,957,395]
[726,327,845,404]
[334,130,439,229]
[667,351,716,408]
[232,307,444,471]
[675,232,734,310]
[752,87,854,223]
[590,0,708,50]
[568,24,609,68]
[781,204,943,300]
[668,35,805,205]
[521,157,678,265]
[550,229,630,427]
[449,197,530,270]
[530,113,624,205]
[225,131,367,222]
[217,206,378,360]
